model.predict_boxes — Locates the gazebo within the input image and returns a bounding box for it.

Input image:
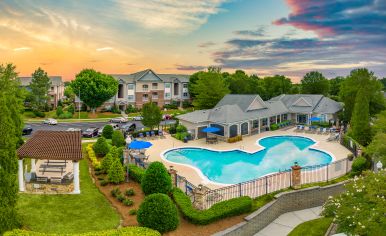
[17,130,83,194]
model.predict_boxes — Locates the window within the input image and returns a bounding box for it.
[183,83,188,88]
[262,118,268,126]
[183,92,188,97]
[165,93,171,99]
[270,116,276,124]
[174,83,179,95]
[152,83,158,89]
[152,92,158,99]
[165,83,171,88]
[282,114,288,121]
[128,95,134,101]
[229,125,238,138]
[51,87,54,91]
[127,84,134,90]
[142,84,148,91]
[241,122,249,135]
[252,120,259,129]
[142,94,148,101]
[118,84,124,98]
[210,124,224,136]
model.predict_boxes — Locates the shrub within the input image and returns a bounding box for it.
[112,130,125,147]
[137,193,179,233]
[129,209,137,215]
[100,179,108,186]
[227,135,242,143]
[86,144,101,169]
[97,176,104,180]
[67,104,75,114]
[347,153,354,161]
[270,123,279,131]
[172,188,252,225]
[176,124,187,133]
[117,194,125,202]
[102,125,114,139]
[111,188,121,198]
[101,153,113,174]
[93,137,110,157]
[351,156,369,176]
[168,125,177,134]
[111,105,120,114]
[32,110,45,118]
[174,132,188,141]
[125,104,138,114]
[123,199,134,206]
[141,162,172,195]
[56,106,63,117]
[125,188,135,196]
[108,159,125,184]
[58,112,73,119]
[4,227,161,236]
[128,164,145,183]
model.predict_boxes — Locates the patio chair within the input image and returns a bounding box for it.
[50,177,62,184]
[322,128,328,134]
[36,177,48,183]
[317,127,323,134]
[327,133,339,142]
[158,130,164,138]
[295,125,301,132]
[150,131,155,138]
[139,133,144,139]
[145,131,150,138]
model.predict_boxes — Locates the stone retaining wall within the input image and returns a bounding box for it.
[213,182,347,236]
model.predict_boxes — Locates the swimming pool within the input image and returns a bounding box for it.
[163,136,333,184]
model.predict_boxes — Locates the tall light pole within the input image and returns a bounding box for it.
[78,87,81,120]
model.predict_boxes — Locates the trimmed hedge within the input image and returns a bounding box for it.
[172,188,252,225]
[127,164,145,183]
[141,162,172,195]
[4,227,160,236]
[86,144,101,169]
[93,137,109,157]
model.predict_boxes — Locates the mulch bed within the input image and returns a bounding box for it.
[91,170,247,236]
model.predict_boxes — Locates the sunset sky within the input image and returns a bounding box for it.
[1,0,385,82]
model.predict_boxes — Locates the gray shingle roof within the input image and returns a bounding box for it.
[215,94,264,111]
[19,76,63,86]
[110,69,189,83]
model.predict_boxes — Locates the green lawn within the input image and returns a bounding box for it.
[17,158,120,234]
[288,217,333,236]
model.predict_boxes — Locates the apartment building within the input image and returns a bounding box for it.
[19,76,64,108]
[105,69,190,110]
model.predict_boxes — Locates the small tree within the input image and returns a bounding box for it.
[301,71,330,95]
[93,137,109,157]
[141,102,162,130]
[101,153,113,173]
[109,146,119,159]
[102,125,114,139]
[56,106,63,117]
[67,104,75,114]
[108,159,125,184]
[137,193,179,233]
[112,130,125,147]
[29,67,51,111]
[141,162,172,195]
[350,88,372,145]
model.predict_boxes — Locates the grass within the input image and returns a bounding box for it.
[288,217,333,236]
[17,155,120,234]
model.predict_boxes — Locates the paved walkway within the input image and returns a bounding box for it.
[254,206,323,236]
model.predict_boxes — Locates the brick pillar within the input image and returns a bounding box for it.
[291,162,302,190]
[193,184,207,210]
[123,149,130,165]
[168,166,177,187]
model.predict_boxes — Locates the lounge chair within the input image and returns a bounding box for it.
[158,130,164,137]
[145,131,150,138]
[327,133,339,142]
[150,131,155,138]
[295,125,300,132]
[139,133,144,139]
[322,128,328,135]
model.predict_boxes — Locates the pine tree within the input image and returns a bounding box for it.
[350,88,372,145]
[108,159,125,184]
[101,153,113,174]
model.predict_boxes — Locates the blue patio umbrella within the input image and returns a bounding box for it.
[128,140,153,149]
[309,117,321,122]
[202,127,220,133]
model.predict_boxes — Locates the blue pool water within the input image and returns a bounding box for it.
[164,136,332,184]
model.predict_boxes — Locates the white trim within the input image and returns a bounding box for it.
[73,161,80,194]
[160,135,335,186]
[18,159,25,192]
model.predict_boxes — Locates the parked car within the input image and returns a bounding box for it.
[97,124,119,136]
[162,114,172,120]
[121,122,136,133]
[67,128,82,132]
[43,118,57,125]
[110,117,128,123]
[82,127,99,138]
[22,126,33,135]
[132,116,143,121]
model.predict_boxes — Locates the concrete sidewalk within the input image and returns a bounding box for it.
[254,206,323,236]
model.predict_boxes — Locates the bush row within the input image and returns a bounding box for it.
[227,135,242,143]
[4,227,160,236]
[172,188,252,225]
[128,164,145,183]
[86,144,101,169]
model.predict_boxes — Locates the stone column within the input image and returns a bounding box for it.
[73,161,80,194]
[193,184,207,210]
[168,166,178,187]
[31,159,36,173]
[258,119,261,134]
[18,159,25,192]
[291,162,302,190]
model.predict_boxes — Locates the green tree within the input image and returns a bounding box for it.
[340,68,385,122]
[56,106,63,117]
[0,64,24,233]
[380,77,386,90]
[101,153,113,173]
[108,159,125,184]
[188,71,205,99]
[93,137,110,157]
[102,125,114,139]
[64,86,75,102]
[112,130,125,147]
[301,71,330,95]
[323,171,386,235]
[226,70,263,95]
[372,110,386,135]
[70,69,118,113]
[141,102,162,130]
[261,75,293,99]
[141,162,172,195]
[192,71,229,109]
[350,88,372,145]
[366,133,386,166]
[289,83,301,94]
[329,76,345,96]
[137,193,179,233]
[29,67,51,111]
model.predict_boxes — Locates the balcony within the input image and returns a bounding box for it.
[152,95,159,100]
[142,98,149,102]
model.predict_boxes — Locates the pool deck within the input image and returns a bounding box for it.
[145,127,351,189]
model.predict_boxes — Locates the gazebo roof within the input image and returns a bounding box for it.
[17,130,83,161]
